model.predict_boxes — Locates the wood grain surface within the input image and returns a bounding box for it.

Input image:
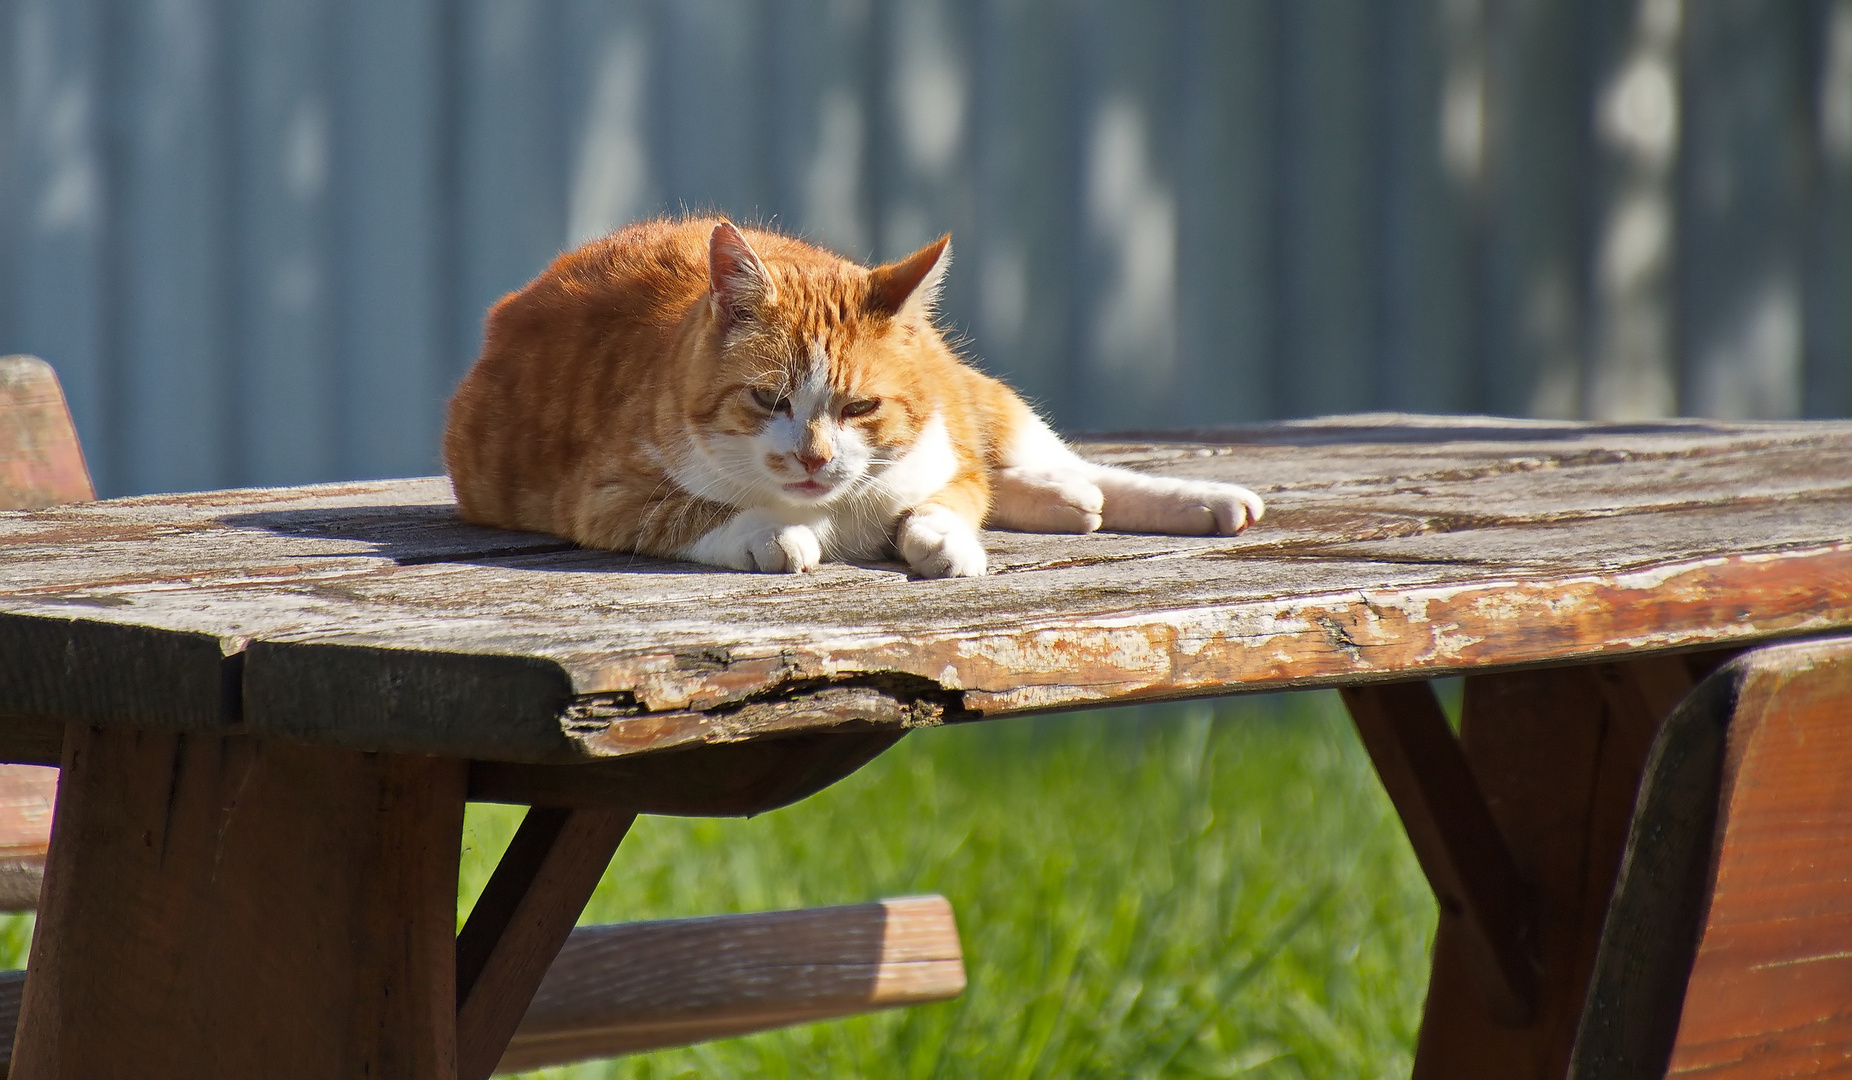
[1665,638,1852,1077]
[1570,637,1852,1079]
[1569,657,1746,1079]
[1,416,1849,764]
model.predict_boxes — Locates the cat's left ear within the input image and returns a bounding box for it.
[709,221,777,328]
[866,235,950,322]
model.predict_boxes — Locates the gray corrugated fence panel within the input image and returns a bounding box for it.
[1277,1,1384,418]
[7,0,112,487]
[1676,0,1810,420]
[1174,0,1276,424]
[0,3,15,377]
[1066,0,1184,431]
[652,0,768,222]
[232,0,337,486]
[1806,0,1852,418]
[561,0,656,247]
[333,0,455,480]
[1481,0,1593,418]
[2,0,1848,502]
[961,0,1081,420]
[1379,0,1482,414]
[763,0,874,259]
[117,0,235,496]
[458,0,564,367]
[871,0,978,304]
[1583,0,1683,420]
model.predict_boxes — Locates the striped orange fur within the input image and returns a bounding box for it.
[445,218,1261,577]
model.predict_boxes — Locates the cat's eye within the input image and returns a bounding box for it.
[841,398,880,419]
[750,388,791,414]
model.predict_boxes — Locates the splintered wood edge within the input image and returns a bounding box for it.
[4,540,1849,765]
[494,895,964,1073]
[555,540,1852,760]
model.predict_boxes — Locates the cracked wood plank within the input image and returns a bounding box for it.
[1,416,1850,764]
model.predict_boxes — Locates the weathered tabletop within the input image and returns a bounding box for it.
[5,413,1852,1080]
[3,414,1850,767]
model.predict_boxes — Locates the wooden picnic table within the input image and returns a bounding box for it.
[1,413,1850,1078]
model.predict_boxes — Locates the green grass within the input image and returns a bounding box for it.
[0,912,28,972]
[464,690,1437,1079]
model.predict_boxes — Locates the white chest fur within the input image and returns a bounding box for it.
[674,411,957,568]
[820,412,958,559]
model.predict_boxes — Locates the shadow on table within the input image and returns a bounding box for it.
[222,505,718,575]
[223,505,918,578]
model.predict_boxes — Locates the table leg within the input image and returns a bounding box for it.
[1409,658,1692,1080]
[1344,681,1537,1024]
[455,806,634,1080]
[11,724,466,1079]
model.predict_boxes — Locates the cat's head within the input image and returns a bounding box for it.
[679,221,955,514]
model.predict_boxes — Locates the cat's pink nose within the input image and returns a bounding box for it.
[795,451,831,474]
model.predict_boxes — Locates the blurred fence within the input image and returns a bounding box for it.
[0,0,1848,497]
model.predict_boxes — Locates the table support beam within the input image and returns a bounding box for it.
[1342,681,1538,1024]
[455,806,634,1080]
[12,725,467,1079]
[467,730,905,816]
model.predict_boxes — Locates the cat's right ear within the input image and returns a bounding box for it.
[865,235,951,322]
[708,221,777,329]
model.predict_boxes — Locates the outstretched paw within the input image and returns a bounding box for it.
[1099,476,1266,536]
[898,505,988,578]
[1183,480,1266,535]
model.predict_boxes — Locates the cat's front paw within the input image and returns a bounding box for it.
[898,505,987,578]
[686,514,823,573]
[743,522,823,572]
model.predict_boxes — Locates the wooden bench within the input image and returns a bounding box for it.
[1571,635,1852,1079]
[0,355,966,1074]
[0,894,962,1074]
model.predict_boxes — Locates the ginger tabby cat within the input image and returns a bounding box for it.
[445,219,1263,577]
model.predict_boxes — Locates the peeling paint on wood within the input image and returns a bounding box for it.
[1,416,1850,763]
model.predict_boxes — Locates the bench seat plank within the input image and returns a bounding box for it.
[0,356,93,510]
[0,764,54,910]
[0,896,966,1074]
[495,895,965,1074]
